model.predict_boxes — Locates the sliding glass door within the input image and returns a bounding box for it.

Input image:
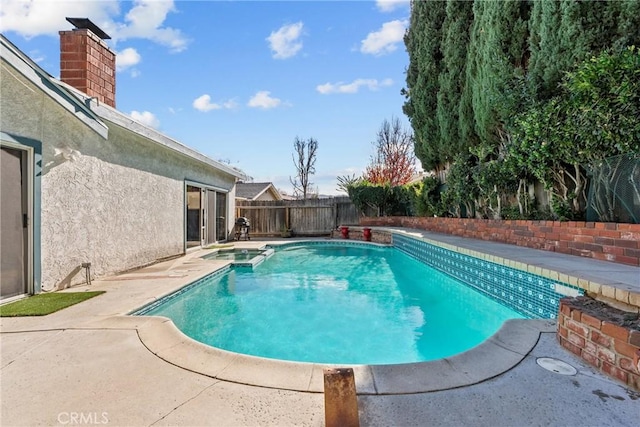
[206,190,216,245]
[185,183,229,248]
[215,191,227,242]
[186,185,202,248]
[1,145,31,300]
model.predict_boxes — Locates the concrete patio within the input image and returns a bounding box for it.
[1,234,638,426]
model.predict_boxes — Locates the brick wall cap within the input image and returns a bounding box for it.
[563,296,639,331]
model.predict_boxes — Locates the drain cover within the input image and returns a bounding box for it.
[536,357,577,375]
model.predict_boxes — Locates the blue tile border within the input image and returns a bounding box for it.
[134,237,581,320]
[392,234,583,319]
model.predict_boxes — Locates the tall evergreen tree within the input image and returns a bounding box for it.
[436,0,474,163]
[616,0,640,50]
[402,1,424,164]
[529,0,640,101]
[528,0,563,99]
[466,0,530,149]
[402,0,446,171]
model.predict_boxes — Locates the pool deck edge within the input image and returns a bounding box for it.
[380,227,640,312]
[134,315,552,395]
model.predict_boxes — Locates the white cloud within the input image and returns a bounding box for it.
[376,0,410,13]
[266,22,304,59]
[112,0,189,53]
[193,94,237,112]
[316,78,393,95]
[130,110,160,129]
[193,94,220,112]
[0,0,118,37]
[247,91,282,109]
[0,0,188,53]
[360,20,408,56]
[115,47,141,71]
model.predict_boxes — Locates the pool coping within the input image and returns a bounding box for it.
[121,315,555,395]
[123,237,558,395]
[117,235,632,394]
[381,227,640,312]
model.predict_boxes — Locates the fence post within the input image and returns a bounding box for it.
[285,206,290,230]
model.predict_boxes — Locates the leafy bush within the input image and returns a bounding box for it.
[348,180,425,217]
[414,176,445,217]
[508,46,640,219]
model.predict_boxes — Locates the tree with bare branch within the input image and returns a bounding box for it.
[364,117,416,186]
[290,137,318,199]
[336,173,361,195]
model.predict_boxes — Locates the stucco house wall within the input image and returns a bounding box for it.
[1,39,240,291]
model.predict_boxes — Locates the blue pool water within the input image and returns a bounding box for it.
[142,244,526,364]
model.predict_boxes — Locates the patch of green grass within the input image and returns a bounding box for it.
[0,291,105,317]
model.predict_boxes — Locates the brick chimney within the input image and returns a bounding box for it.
[59,18,115,107]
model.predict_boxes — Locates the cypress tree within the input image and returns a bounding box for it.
[561,0,619,57]
[400,0,640,219]
[402,0,447,171]
[529,0,640,101]
[402,1,425,165]
[616,0,640,50]
[466,0,530,149]
[436,0,474,162]
[528,0,563,99]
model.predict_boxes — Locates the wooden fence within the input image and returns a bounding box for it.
[235,197,360,236]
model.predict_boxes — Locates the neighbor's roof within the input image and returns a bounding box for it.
[0,34,247,181]
[236,182,283,201]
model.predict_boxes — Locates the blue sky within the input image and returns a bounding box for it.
[1,0,413,195]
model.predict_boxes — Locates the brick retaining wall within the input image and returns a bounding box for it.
[558,297,640,391]
[360,217,640,266]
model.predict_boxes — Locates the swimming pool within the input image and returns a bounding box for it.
[139,243,527,364]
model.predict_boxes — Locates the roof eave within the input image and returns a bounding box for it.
[85,98,248,180]
[1,35,109,140]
